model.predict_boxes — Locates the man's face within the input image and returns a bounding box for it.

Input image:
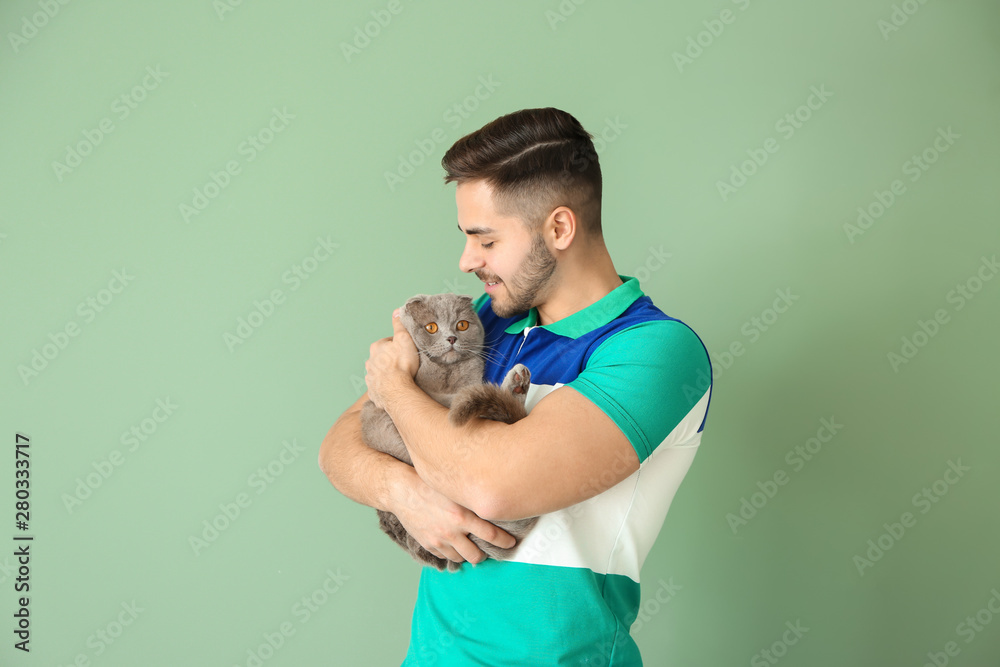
[456,180,557,318]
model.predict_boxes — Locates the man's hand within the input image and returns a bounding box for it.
[365,308,420,409]
[388,464,516,566]
[362,308,513,565]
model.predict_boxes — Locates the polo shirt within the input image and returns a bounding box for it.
[402,274,713,666]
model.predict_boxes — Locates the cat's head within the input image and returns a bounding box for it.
[399,293,483,365]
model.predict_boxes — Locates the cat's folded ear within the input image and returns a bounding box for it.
[403,295,429,309]
[455,294,473,304]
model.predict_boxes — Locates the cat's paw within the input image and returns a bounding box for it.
[501,364,531,395]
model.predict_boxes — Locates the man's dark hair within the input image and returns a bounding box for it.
[441,107,603,237]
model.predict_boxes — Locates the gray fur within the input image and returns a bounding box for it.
[360,293,538,572]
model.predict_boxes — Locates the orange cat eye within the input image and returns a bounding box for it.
[424,322,438,334]
[456,320,469,331]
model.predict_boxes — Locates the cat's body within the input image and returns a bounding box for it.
[360,293,538,572]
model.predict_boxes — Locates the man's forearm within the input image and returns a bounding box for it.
[318,398,413,513]
[383,374,508,516]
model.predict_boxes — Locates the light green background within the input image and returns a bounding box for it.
[2,1,998,665]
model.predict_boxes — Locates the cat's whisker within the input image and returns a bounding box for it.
[464,341,504,354]
[364,292,537,570]
[465,344,509,366]
[481,350,508,366]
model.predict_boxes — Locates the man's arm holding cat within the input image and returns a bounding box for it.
[366,311,641,522]
[318,390,516,564]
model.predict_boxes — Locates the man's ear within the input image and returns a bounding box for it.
[549,206,576,251]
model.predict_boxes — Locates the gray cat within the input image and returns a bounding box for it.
[360,292,538,572]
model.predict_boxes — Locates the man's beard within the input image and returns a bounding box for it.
[480,232,557,319]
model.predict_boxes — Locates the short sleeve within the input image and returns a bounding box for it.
[566,320,711,463]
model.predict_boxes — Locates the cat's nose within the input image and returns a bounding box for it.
[447,336,457,344]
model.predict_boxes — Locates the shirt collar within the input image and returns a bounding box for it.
[503,274,644,339]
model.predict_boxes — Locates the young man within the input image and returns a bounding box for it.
[319,107,713,665]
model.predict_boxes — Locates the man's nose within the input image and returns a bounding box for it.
[458,243,484,274]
